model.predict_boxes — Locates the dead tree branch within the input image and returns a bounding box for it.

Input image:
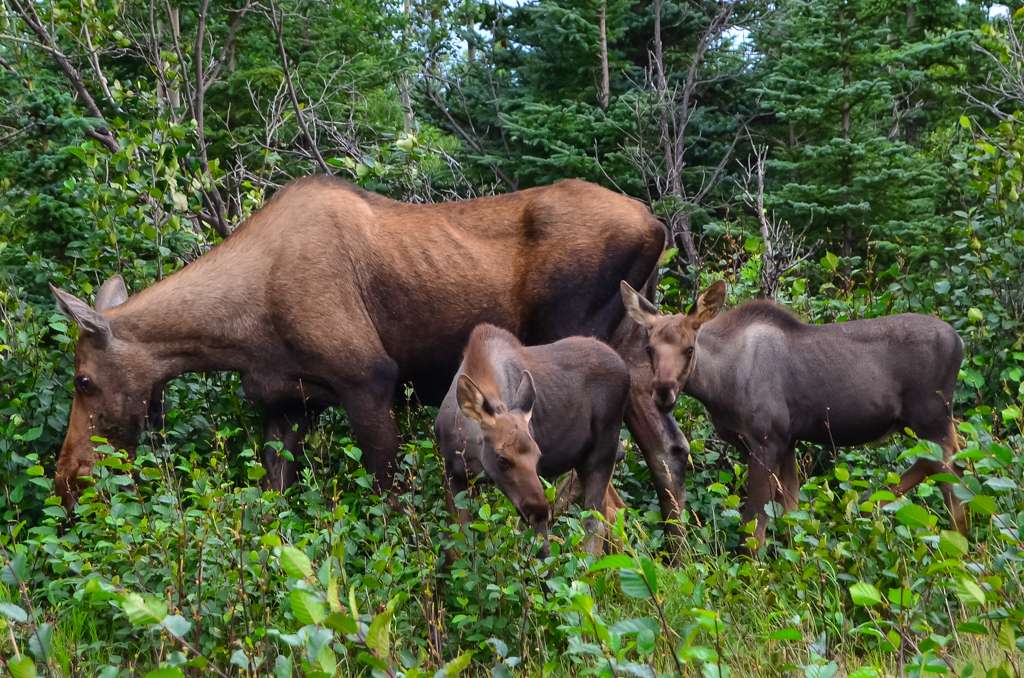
[267,0,330,174]
[8,0,119,152]
[739,143,819,298]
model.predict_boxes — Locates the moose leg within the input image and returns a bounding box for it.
[342,380,402,494]
[554,471,626,527]
[624,384,689,548]
[611,314,689,554]
[776,446,799,512]
[262,404,314,491]
[579,467,615,557]
[742,443,782,550]
[897,425,966,534]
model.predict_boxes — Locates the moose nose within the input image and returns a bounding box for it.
[652,382,677,412]
[522,500,551,529]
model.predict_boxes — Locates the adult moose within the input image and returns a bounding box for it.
[50,176,690,545]
[621,280,967,548]
[436,324,630,556]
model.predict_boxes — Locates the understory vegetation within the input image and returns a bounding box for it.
[1,0,1022,676]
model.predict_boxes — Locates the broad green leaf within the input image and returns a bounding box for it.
[161,614,191,639]
[289,589,325,625]
[849,582,882,607]
[619,569,652,599]
[365,595,400,659]
[145,669,184,678]
[968,495,997,515]
[939,530,968,557]
[121,593,167,625]
[437,650,474,677]
[894,503,935,529]
[325,611,356,635]
[886,588,917,607]
[7,657,36,678]
[638,557,659,596]
[587,554,635,573]
[769,627,803,641]
[279,546,313,579]
[956,577,986,606]
[273,655,292,678]
[637,628,656,655]
[0,602,28,623]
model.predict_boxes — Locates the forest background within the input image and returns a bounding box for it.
[0,1,1022,676]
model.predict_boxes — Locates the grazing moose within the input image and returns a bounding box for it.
[435,324,630,555]
[621,280,967,547]
[49,176,690,546]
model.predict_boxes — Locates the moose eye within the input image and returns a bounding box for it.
[496,455,514,471]
[685,347,695,358]
[74,375,94,394]
[645,345,654,360]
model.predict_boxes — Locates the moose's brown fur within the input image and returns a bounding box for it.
[51,177,687,540]
[436,324,630,555]
[622,280,967,548]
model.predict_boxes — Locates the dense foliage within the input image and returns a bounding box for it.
[1,1,1021,676]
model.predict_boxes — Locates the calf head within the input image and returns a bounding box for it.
[50,276,160,510]
[620,280,726,412]
[456,370,550,530]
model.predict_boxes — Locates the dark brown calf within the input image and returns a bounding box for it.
[435,324,630,555]
[622,280,967,547]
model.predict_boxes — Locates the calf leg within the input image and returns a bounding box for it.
[776,446,799,512]
[554,470,627,525]
[579,466,615,557]
[898,421,966,534]
[742,442,783,550]
[262,404,315,491]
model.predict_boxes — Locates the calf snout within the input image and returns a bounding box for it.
[521,500,551,529]
[652,381,678,412]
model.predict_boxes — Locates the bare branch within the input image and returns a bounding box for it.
[267,0,330,174]
[739,142,819,298]
[7,0,119,152]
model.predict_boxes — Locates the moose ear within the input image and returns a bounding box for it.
[50,283,111,342]
[457,374,497,427]
[620,280,658,329]
[95,274,128,312]
[512,370,536,422]
[693,280,727,325]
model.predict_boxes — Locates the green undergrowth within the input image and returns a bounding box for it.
[1,406,1021,677]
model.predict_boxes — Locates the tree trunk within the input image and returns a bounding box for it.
[597,0,610,109]
[400,0,415,131]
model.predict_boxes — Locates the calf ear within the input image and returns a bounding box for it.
[693,280,727,324]
[512,370,536,422]
[50,283,111,342]
[95,274,128,311]
[620,281,658,329]
[457,374,497,427]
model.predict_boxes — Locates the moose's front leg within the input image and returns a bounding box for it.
[262,404,314,491]
[341,371,402,494]
[742,442,782,551]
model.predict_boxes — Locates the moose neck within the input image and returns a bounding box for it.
[681,328,725,410]
[106,250,266,382]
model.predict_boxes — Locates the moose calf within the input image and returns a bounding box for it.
[435,324,630,555]
[621,280,966,548]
